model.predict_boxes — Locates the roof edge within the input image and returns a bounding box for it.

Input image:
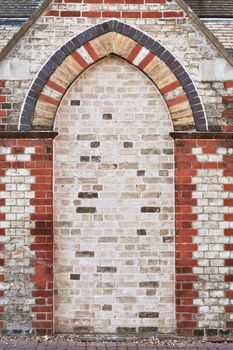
[1,0,233,68]
[176,0,233,67]
[0,0,52,62]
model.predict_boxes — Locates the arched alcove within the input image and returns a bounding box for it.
[53,56,175,334]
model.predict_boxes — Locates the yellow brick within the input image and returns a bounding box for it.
[143,56,163,75]
[90,33,113,58]
[169,100,191,114]
[113,34,135,58]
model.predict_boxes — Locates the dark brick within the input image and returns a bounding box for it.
[117,327,136,334]
[137,170,145,176]
[146,289,156,296]
[70,274,80,280]
[73,327,94,333]
[76,207,96,213]
[141,207,161,213]
[141,149,161,155]
[97,266,117,273]
[137,229,147,236]
[138,33,150,46]
[103,113,112,120]
[206,329,218,336]
[1,103,11,110]
[90,142,100,148]
[163,236,174,243]
[123,142,133,148]
[78,192,98,199]
[70,100,80,106]
[91,156,101,162]
[75,251,94,257]
[219,329,230,336]
[162,148,173,155]
[139,312,159,318]
[98,237,118,243]
[102,305,112,311]
[138,327,158,333]
[139,281,159,288]
[194,329,204,336]
[80,156,90,162]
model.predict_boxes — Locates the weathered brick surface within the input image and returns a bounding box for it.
[0,138,54,335]
[174,136,233,336]
[0,25,20,52]
[53,56,175,334]
[0,0,230,130]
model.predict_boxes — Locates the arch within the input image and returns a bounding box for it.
[19,20,207,131]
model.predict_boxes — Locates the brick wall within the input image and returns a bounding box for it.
[53,56,175,334]
[0,0,228,130]
[0,135,55,335]
[173,134,233,337]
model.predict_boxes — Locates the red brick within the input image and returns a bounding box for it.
[102,11,121,17]
[163,11,184,17]
[0,110,6,117]
[222,125,233,132]
[224,81,233,88]
[0,96,6,103]
[225,259,233,266]
[125,0,143,3]
[226,321,233,328]
[166,94,188,107]
[145,0,165,2]
[84,43,99,61]
[226,290,233,298]
[39,94,59,106]
[44,10,60,16]
[176,259,197,267]
[31,321,53,328]
[223,110,233,119]
[225,215,233,221]
[0,81,5,88]
[138,52,154,69]
[160,80,180,95]
[71,51,89,69]
[46,80,66,94]
[127,43,142,63]
[224,244,233,250]
[81,11,101,17]
[225,229,233,236]
[225,275,233,282]
[223,96,233,103]
[142,11,162,18]
[176,244,197,251]
[122,11,141,18]
[104,0,123,3]
[60,11,81,16]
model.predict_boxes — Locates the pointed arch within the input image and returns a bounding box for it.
[19,20,207,131]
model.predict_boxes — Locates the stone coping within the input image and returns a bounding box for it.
[0,131,233,140]
[170,132,233,139]
[0,131,58,139]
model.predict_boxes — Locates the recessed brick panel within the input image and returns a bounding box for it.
[53,56,175,334]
